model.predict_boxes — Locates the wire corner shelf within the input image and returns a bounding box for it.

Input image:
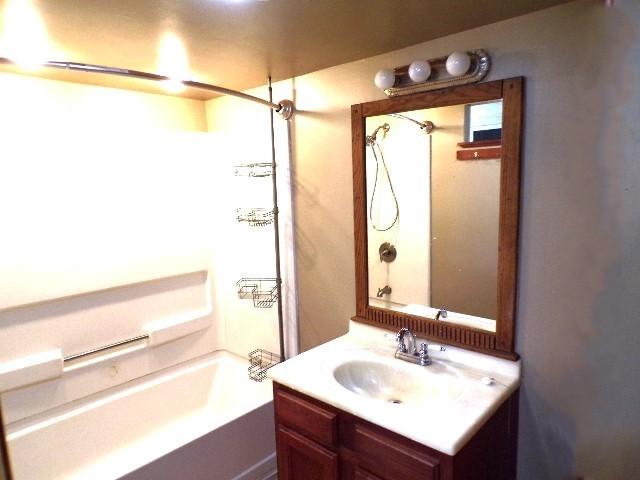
[233,163,273,178]
[235,208,275,227]
[248,348,281,382]
[236,277,279,308]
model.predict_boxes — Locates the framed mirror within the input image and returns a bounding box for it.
[351,78,523,359]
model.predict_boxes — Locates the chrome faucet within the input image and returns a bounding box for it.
[394,327,445,366]
[377,285,392,297]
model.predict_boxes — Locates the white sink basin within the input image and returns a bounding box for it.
[333,359,465,406]
[268,321,521,455]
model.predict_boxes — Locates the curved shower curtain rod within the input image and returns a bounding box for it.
[0,57,295,120]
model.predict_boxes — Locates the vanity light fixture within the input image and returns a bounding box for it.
[374,68,396,89]
[373,49,490,97]
[445,51,471,77]
[407,60,431,83]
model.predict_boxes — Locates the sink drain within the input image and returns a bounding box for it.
[388,399,402,404]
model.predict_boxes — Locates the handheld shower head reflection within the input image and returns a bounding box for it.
[366,123,390,146]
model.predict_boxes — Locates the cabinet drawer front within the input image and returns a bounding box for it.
[276,390,338,447]
[354,425,440,480]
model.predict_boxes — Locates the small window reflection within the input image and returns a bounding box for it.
[465,100,502,142]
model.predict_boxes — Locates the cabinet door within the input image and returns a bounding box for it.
[277,425,339,480]
[355,467,385,480]
[353,425,440,480]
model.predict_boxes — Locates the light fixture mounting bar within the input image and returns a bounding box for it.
[0,57,294,119]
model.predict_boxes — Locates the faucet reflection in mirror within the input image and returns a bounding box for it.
[366,100,502,333]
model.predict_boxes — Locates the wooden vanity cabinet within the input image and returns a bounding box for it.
[274,382,519,480]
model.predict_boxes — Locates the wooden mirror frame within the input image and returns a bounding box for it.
[351,77,523,360]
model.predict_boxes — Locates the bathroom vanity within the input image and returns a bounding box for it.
[270,77,524,479]
[274,385,518,480]
[269,323,521,480]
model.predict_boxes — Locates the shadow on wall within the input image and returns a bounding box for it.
[576,236,640,478]
[519,239,640,480]
[287,76,355,350]
[572,9,640,473]
[519,384,577,478]
[517,4,640,479]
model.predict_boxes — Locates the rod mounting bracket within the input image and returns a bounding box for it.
[277,99,294,120]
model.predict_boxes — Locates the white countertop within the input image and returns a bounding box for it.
[268,321,521,456]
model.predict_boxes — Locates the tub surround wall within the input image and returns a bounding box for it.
[205,97,299,360]
[0,73,282,478]
[365,114,431,308]
[0,272,216,424]
[207,1,640,478]
[0,72,211,310]
[0,70,289,373]
[0,73,227,411]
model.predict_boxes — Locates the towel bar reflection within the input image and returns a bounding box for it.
[63,334,149,363]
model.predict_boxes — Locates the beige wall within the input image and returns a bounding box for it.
[430,104,500,319]
[209,1,640,478]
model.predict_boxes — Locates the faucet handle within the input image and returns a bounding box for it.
[418,343,445,366]
[426,344,446,352]
[419,343,431,366]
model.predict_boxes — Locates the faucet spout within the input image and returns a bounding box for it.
[376,285,392,297]
[435,307,448,321]
[395,327,417,355]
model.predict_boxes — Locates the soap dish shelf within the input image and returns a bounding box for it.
[236,277,279,308]
[248,349,280,382]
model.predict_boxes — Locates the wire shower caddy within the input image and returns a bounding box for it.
[248,348,281,382]
[236,277,279,308]
[235,207,275,227]
[233,162,273,178]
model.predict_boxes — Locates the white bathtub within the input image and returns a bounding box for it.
[5,351,276,480]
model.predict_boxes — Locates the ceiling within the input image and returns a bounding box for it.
[0,0,573,99]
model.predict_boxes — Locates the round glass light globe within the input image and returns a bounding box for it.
[446,51,471,77]
[408,60,431,83]
[374,69,396,90]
